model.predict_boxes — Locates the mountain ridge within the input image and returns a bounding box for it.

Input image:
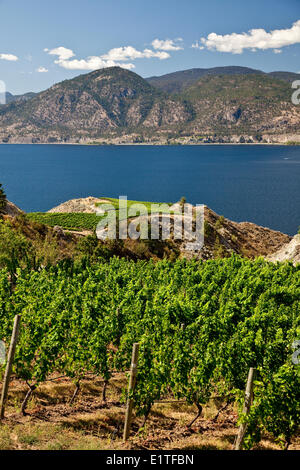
[4,91,37,104]
[5,66,300,99]
[0,65,299,144]
[146,66,300,94]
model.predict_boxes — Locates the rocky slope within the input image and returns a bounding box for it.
[0,200,23,217]
[4,91,37,104]
[200,206,291,260]
[48,197,104,213]
[172,205,291,260]
[181,74,300,137]
[47,197,291,260]
[0,66,299,144]
[0,67,191,143]
[267,234,300,265]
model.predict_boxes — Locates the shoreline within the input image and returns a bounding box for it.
[0,142,299,147]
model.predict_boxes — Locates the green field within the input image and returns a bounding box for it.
[97,197,173,210]
[27,198,177,231]
[27,212,101,231]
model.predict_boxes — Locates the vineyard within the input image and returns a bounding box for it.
[27,212,101,231]
[27,197,174,231]
[0,256,299,449]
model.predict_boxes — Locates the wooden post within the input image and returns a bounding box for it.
[123,342,140,441]
[0,315,21,420]
[234,367,256,450]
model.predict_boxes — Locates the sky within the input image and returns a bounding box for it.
[0,0,299,94]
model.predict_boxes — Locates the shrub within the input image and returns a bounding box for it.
[0,184,6,212]
[215,215,225,230]
[0,221,34,285]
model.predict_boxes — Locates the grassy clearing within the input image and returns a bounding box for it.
[1,374,299,451]
[96,197,176,221]
[97,197,173,211]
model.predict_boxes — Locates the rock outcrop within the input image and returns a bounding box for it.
[0,200,23,217]
[179,206,291,260]
[267,234,300,265]
[48,197,104,213]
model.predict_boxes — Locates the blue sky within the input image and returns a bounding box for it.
[0,0,299,94]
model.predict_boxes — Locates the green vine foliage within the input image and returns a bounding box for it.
[0,255,299,446]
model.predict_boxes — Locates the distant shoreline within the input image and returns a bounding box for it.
[1,142,299,147]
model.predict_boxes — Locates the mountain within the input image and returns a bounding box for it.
[268,71,300,83]
[3,92,15,104]
[146,66,265,94]
[0,66,299,144]
[146,67,300,94]
[0,67,192,143]
[180,73,297,137]
[3,91,36,104]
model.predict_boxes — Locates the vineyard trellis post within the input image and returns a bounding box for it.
[0,315,21,420]
[234,367,256,450]
[123,342,140,441]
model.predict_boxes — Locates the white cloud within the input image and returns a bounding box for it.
[102,46,170,61]
[200,19,300,54]
[191,41,204,50]
[45,46,75,60]
[0,53,18,61]
[36,66,48,73]
[151,38,183,51]
[56,56,135,71]
[45,44,170,71]
[273,49,282,54]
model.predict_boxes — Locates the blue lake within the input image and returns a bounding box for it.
[0,144,299,235]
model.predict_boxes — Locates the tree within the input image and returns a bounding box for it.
[0,221,34,286]
[179,196,186,209]
[0,184,6,212]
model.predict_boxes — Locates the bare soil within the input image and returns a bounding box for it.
[0,373,299,451]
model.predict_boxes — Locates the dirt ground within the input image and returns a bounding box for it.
[0,373,299,451]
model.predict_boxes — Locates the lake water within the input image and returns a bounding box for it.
[0,144,299,235]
